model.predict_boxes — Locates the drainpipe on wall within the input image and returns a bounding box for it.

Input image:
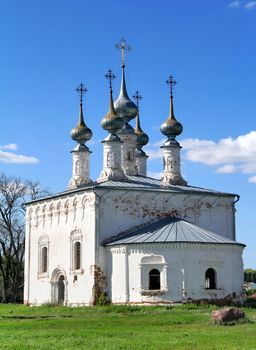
[124,247,130,303]
[93,190,100,266]
[233,195,240,241]
[182,266,186,303]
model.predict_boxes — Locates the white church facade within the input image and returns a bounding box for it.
[24,39,245,306]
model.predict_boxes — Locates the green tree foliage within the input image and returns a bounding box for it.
[244,269,256,283]
[0,173,49,302]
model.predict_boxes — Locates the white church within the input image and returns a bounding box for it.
[24,39,245,306]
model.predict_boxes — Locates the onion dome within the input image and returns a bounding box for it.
[135,113,149,148]
[101,69,124,135]
[160,75,183,140]
[133,91,149,150]
[114,64,138,124]
[70,84,92,144]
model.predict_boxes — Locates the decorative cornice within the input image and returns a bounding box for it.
[27,192,96,227]
[106,242,244,254]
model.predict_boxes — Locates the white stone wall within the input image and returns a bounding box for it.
[24,185,239,306]
[68,148,91,189]
[161,142,187,186]
[118,132,137,175]
[106,243,244,304]
[135,154,148,176]
[24,190,98,306]
[99,138,124,180]
[96,189,236,242]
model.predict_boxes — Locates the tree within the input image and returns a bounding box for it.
[244,269,256,284]
[0,173,49,302]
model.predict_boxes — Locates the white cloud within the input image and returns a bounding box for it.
[0,143,18,150]
[0,144,39,164]
[182,131,256,166]
[146,131,256,184]
[145,139,165,160]
[248,175,256,183]
[0,151,39,164]
[244,1,256,9]
[216,164,238,174]
[227,1,256,9]
[146,148,162,160]
[228,0,241,7]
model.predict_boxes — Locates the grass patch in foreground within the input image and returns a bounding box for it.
[0,304,255,349]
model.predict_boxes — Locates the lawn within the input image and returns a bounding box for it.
[0,304,255,350]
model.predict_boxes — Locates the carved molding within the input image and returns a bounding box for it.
[70,227,83,239]
[27,190,96,227]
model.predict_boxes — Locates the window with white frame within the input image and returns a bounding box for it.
[140,255,168,295]
[38,234,49,277]
[70,228,83,273]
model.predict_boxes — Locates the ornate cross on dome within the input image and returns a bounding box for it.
[105,69,116,91]
[133,90,142,110]
[166,75,177,98]
[115,38,131,67]
[76,83,88,104]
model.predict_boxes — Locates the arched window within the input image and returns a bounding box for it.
[38,234,49,277]
[149,269,160,290]
[205,268,216,289]
[42,246,48,273]
[74,242,81,270]
[70,229,82,273]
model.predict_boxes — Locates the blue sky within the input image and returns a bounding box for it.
[0,0,255,268]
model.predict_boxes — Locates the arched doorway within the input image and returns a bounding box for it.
[57,275,65,305]
[51,268,67,305]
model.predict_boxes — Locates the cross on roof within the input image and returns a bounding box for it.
[115,38,131,67]
[133,90,142,110]
[76,83,88,104]
[166,75,177,98]
[105,69,116,91]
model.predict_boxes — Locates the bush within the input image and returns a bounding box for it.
[95,292,110,306]
[243,297,256,308]
[245,289,256,297]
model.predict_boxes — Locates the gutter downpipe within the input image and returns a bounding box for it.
[93,190,100,266]
[233,195,240,241]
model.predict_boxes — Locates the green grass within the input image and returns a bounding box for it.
[0,304,255,349]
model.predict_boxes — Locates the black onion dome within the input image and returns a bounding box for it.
[114,66,138,123]
[160,96,183,139]
[101,89,124,134]
[71,104,92,144]
[135,113,149,147]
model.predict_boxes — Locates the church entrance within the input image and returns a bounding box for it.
[51,268,67,305]
[57,275,65,305]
